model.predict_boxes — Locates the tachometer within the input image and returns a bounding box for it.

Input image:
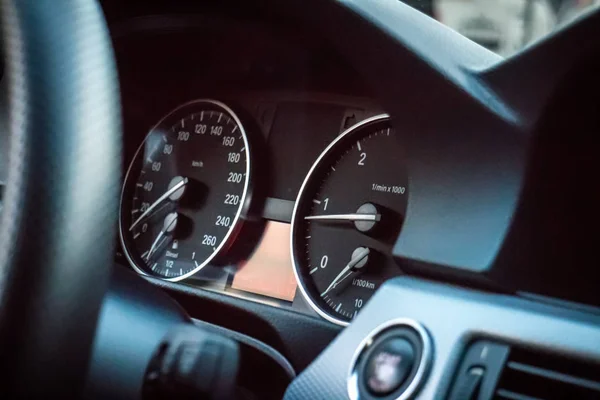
[290,115,408,325]
[120,99,251,281]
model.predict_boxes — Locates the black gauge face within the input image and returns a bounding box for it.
[291,116,408,325]
[120,100,251,281]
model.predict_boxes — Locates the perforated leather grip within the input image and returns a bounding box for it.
[0,1,121,397]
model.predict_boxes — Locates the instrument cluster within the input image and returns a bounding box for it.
[118,92,408,326]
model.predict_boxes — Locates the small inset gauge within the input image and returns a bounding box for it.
[291,115,409,325]
[120,99,252,281]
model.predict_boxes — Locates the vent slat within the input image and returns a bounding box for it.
[494,347,600,400]
[496,389,544,400]
[507,361,600,393]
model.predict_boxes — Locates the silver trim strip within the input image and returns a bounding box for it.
[347,319,433,400]
[289,114,391,326]
[119,99,252,282]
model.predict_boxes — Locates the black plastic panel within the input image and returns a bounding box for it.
[85,268,188,400]
[284,277,600,399]
[488,51,600,306]
[144,273,341,373]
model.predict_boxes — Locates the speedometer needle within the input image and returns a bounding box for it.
[130,177,188,231]
[320,247,370,298]
[305,213,380,222]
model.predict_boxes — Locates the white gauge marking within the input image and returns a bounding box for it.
[357,141,362,151]
[312,199,321,205]
[310,267,318,275]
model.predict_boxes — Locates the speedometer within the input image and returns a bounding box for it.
[120,99,252,281]
[291,115,408,325]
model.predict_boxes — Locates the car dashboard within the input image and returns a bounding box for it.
[106,0,600,394]
[112,12,395,323]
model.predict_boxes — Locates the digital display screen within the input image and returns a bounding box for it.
[268,102,345,200]
[231,221,297,302]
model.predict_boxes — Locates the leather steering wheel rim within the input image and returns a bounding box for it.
[0,1,121,397]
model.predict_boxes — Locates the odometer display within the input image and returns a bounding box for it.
[291,115,408,325]
[120,100,251,281]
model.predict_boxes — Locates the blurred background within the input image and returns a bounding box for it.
[406,0,599,56]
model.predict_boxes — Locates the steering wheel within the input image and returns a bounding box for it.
[0,1,121,397]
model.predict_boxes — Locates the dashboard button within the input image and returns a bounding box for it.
[363,336,415,396]
[348,321,432,400]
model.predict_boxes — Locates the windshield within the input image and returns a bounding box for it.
[407,0,599,57]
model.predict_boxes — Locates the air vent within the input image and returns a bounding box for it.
[494,347,600,400]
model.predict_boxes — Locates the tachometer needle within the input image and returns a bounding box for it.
[320,247,370,298]
[130,177,188,231]
[304,213,380,222]
[306,203,381,233]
